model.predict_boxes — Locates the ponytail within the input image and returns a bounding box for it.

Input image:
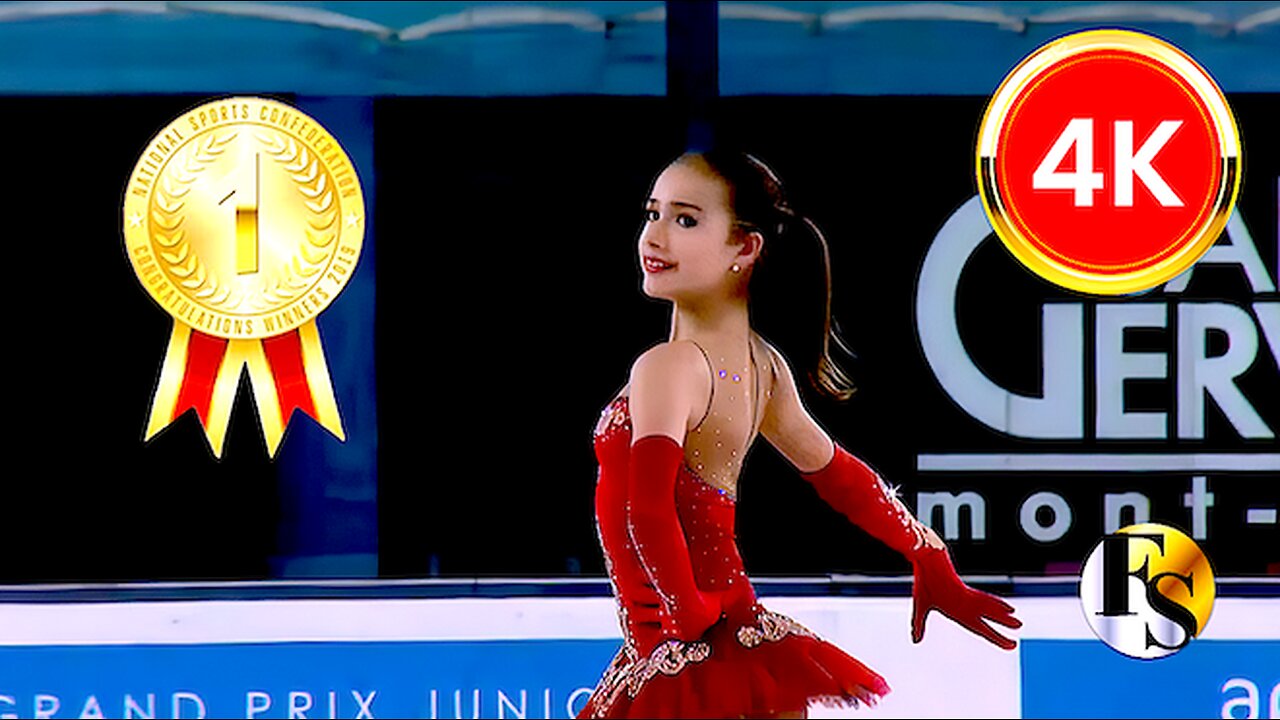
[798,214,856,401]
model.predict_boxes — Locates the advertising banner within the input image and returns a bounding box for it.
[1,596,1275,718]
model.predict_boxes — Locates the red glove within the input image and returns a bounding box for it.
[912,544,1021,650]
[626,435,723,641]
[802,445,1021,650]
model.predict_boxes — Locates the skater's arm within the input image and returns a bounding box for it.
[759,344,1021,650]
[759,343,933,555]
[627,341,708,444]
[626,342,722,640]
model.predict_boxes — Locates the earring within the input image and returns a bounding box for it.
[731,263,741,274]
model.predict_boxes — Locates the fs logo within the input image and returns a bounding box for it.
[1080,523,1216,659]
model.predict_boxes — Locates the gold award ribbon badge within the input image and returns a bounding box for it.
[123,97,364,457]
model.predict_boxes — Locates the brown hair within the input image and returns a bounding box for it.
[677,150,856,401]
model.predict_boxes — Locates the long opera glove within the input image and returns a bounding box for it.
[626,435,723,641]
[802,445,1022,650]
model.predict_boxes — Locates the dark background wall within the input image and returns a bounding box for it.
[374,94,1279,579]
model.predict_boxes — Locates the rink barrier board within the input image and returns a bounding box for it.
[0,592,1276,718]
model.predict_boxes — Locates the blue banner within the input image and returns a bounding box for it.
[0,640,618,719]
[1022,639,1280,719]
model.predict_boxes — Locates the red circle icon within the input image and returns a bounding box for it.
[977,30,1240,294]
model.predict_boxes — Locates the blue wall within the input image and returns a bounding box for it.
[1,2,1276,96]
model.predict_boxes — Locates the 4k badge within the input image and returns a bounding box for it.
[978,30,1240,295]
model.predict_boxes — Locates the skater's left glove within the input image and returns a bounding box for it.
[910,544,1022,650]
[801,444,1021,651]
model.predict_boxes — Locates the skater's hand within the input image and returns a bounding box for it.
[910,544,1022,650]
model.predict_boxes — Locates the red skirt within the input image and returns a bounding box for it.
[577,609,890,719]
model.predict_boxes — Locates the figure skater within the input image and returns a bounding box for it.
[579,150,1021,719]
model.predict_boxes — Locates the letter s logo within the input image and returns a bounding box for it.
[1080,523,1215,659]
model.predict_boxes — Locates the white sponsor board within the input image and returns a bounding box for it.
[1,594,1275,718]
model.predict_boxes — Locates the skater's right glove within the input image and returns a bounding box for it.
[627,434,724,641]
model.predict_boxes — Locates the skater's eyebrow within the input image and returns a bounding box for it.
[645,198,704,212]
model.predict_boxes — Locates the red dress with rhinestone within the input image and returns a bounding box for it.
[577,396,890,719]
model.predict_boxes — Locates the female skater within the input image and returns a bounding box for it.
[579,151,1021,719]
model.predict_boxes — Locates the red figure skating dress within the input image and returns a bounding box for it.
[578,391,889,719]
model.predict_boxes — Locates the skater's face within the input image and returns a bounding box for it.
[638,157,754,302]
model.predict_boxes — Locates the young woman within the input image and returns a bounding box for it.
[578,151,1021,719]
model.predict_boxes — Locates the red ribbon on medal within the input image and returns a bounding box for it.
[145,319,344,458]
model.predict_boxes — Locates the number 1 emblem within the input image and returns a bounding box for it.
[235,153,260,275]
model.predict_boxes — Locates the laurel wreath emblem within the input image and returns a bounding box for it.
[149,130,338,312]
